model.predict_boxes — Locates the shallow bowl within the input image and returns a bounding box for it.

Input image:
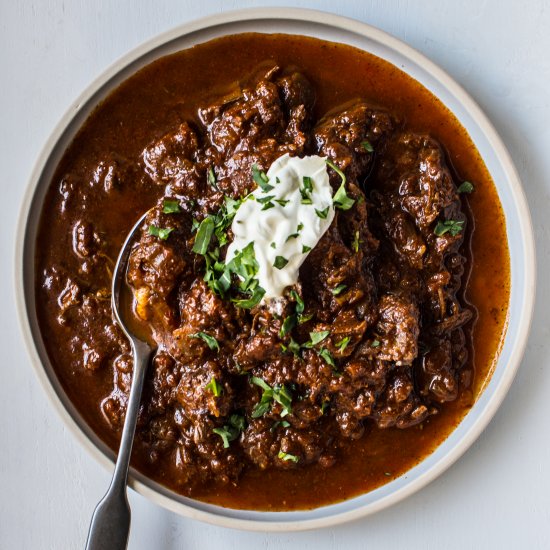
[15,7,536,531]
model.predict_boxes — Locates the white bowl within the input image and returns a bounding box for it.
[15,7,535,531]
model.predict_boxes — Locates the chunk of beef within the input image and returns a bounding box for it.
[314,102,395,183]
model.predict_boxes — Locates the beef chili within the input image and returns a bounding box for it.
[35,33,510,510]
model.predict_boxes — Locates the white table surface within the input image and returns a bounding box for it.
[2,1,549,548]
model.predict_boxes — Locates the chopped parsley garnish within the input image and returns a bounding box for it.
[302,245,312,253]
[162,199,181,214]
[302,176,313,193]
[361,140,374,153]
[192,217,215,254]
[290,289,304,314]
[189,331,220,352]
[315,206,330,219]
[205,377,223,397]
[251,377,293,418]
[251,164,273,192]
[351,230,361,253]
[457,181,474,194]
[275,198,289,207]
[207,166,218,190]
[331,284,347,296]
[278,451,299,463]
[279,315,297,338]
[286,232,299,241]
[273,256,289,270]
[318,347,336,368]
[261,201,275,211]
[297,223,304,231]
[326,159,356,211]
[256,195,275,204]
[148,225,174,240]
[303,330,330,348]
[212,414,246,448]
[281,337,302,358]
[300,189,313,205]
[434,220,464,237]
[371,339,381,348]
[270,242,276,249]
[335,336,351,352]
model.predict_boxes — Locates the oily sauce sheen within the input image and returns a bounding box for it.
[35,34,510,510]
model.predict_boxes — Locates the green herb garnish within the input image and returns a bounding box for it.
[205,377,223,397]
[286,233,299,241]
[434,220,464,237]
[273,256,289,270]
[303,330,330,348]
[351,230,361,253]
[315,206,330,219]
[371,339,381,348]
[189,331,220,352]
[279,315,297,339]
[212,414,246,448]
[318,347,336,368]
[361,140,374,153]
[251,377,293,418]
[331,284,347,296]
[148,225,174,240]
[162,199,181,214]
[251,164,273,192]
[302,245,312,253]
[275,199,289,207]
[192,217,215,254]
[278,451,299,463]
[207,166,218,190]
[302,176,313,193]
[335,336,351,352]
[457,181,474,194]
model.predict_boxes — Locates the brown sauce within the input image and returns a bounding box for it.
[35,33,510,510]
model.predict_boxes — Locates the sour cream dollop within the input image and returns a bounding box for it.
[225,153,335,301]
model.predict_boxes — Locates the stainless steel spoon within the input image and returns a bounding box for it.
[86,211,155,550]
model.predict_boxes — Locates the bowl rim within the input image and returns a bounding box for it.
[14,7,536,532]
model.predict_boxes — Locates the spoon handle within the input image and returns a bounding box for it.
[85,340,152,550]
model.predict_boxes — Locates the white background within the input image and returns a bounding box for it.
[2,1,549,548]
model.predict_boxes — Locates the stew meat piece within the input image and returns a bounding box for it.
[45,66,473,493]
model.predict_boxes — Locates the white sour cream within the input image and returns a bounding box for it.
[225,153,334,301]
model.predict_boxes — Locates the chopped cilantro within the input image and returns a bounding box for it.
[335,336,351,352]
[273,256,289,270]
[331,284,347,296]
[279,315,297,339]
[148,225,174,240]
[192,217,215,254]
[286,233,299,241]
[278,451,299,463]
[302,245,312,253]
[371,339,381,348]
[318,347,336,368]
[205,377,222,397]
[303,330,330,348]
[302,176,313,193]
[315,206,330,219]
[434,220,464,237]
[457,181,474,194]
[351,230,361,253]
[189,331,220,352]
[275,198,289,207]
[207,166,218,190]
[162,199,181,214]
[361,140,374,153]
[251,164,273,192]
[212,414,246,448]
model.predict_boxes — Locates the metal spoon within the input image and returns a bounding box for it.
[86,211,155,550]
